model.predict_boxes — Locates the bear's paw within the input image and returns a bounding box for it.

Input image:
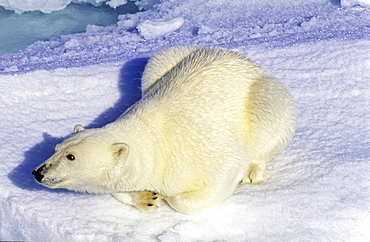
[240,162,267,184]
[134,191,162,213]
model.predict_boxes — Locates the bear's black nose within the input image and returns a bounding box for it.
[32,169,44,182]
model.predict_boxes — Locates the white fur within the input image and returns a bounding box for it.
[33,46,296,214]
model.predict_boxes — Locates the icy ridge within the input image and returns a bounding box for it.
[0,0,158,13]
[0,1,369,74]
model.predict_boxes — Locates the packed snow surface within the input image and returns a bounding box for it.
[1,0,369,241]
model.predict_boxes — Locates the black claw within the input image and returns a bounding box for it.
[153,196,158,200]
[147,203,153,207]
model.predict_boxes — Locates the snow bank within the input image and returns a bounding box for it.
[0,0,369,241]
[0,0,70,13]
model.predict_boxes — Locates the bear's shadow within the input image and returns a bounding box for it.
[8,57,149,192]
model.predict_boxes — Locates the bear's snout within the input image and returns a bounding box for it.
[32,165,45,182]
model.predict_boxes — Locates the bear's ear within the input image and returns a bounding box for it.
[74,124,84,133]
[111,143,130,161]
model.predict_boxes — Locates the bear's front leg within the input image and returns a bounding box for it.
[113,191,162,212]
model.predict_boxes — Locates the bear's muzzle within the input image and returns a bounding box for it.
[32,164,46,182]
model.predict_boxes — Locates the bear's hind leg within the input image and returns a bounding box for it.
[113,191,162,212]
[165,186,233,214]
[240,161,267,184]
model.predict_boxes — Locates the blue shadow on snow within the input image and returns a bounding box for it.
[8,57,149,191]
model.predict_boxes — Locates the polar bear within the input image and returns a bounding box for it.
[32,46,296,214]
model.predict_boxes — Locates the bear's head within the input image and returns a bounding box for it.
[32,125,130,194]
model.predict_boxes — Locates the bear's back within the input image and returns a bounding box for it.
[144,47,263,104]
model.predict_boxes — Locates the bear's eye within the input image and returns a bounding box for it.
[66,154,75,161]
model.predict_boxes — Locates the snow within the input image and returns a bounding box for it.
[137,17,184,39]
[341,0,370,7]
[0,0,70,13]
[1,0,370,241]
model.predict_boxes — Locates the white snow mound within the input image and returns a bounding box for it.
[137,17,185,39]
[341,0,370,7]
